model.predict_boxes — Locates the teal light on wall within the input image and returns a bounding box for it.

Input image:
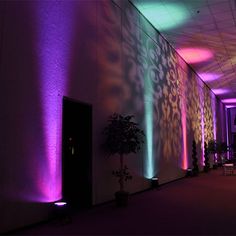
[144,78,154,179]
[144,101,154,178]
[136,2,189,30]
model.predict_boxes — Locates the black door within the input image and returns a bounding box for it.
[62,97,92,208]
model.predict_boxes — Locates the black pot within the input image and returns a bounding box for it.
[213,164,218,169]
[115,191,129,207]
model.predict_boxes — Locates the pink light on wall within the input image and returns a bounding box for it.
[179,72,188,170]
[181,105,188,169]
[34,1,76,202]
[177,48,213,64]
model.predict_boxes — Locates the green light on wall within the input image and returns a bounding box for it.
[136,3,188,30]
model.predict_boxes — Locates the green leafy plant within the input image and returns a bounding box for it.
[204,142,210,172]
[207,139,217,168]
[102,113,145,192]
[216,142,228,165]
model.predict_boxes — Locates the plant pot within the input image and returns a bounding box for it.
[213,164,218,169]
[204,166,210,172]
[115,191,129,207]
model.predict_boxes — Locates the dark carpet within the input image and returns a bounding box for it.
[12,168,236,235]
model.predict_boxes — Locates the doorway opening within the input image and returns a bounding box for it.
[62,97,92,208]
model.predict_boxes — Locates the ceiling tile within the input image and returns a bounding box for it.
[209,2,231,14]
[213,12,234,22]
[201,23,218,30]
[207,0,230,4]
[217,20,236,28]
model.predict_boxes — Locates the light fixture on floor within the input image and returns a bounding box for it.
[54,201,67,207]
[151,177,159,189]
[186,168,193,177]
[53,201,70,223]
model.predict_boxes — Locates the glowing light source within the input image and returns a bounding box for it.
[151,177,159,188]
[221,98,236,104]
[211,89,229,95]
[198,73,221,82]
[136,2,189,30]
[177,48,213,64]
[54,201,67,206]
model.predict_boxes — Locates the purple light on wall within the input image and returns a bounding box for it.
[34,1,75,202]
[198,73,220,82]
[225,108,229,159]
[212,88,229,95]
[211,93,217,140]
[222,98,236,104]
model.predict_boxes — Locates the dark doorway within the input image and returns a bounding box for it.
[62,97,92,208]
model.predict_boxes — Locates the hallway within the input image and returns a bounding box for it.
[12,168,236,235]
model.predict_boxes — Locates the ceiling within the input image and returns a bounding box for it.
[131,0,236,107]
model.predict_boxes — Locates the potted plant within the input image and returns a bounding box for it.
[216,142,228,166]
[102,113,145,206]
[191,140,199,176]
[204,142,210,172]
[207,139,217,169]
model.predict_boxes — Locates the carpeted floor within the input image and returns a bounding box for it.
[11,168,236,235]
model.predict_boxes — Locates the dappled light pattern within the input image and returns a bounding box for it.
[98,1,219,180]
[159,44,182,162]
[186,72,202,145]
[204,87,214,143]
[177,66,188,169]
[97,2,125,115]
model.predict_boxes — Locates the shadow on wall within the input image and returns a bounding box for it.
[0,1,51,233]
[67,1,98,103]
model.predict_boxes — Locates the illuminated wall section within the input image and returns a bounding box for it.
[34,1,75,202]
[203,87,214,144]
[177,68,188,169]
[226,108,230,158]
[211,93,217,140]
[138,29,155,179]
[144,72,154,178]
[134,2,189,30]
[199,73,221,82]
[199,81,205,165]
[177,48,213,64]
